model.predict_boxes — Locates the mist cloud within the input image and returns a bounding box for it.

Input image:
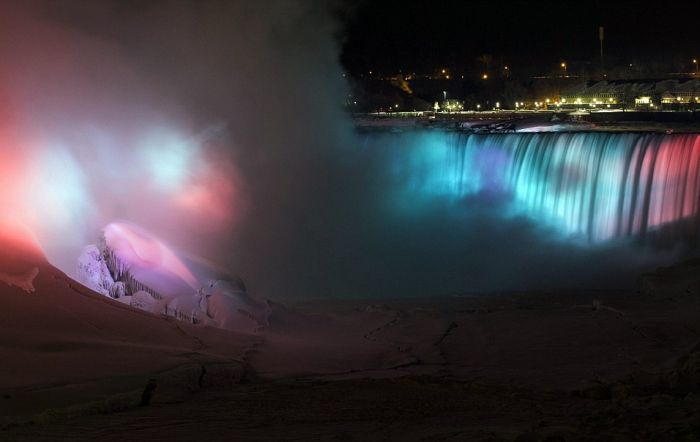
[0,1,686,301]
[0,0,352,281]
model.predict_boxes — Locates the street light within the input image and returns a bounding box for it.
[443,91,447,101]
[561,62,567,75]
[694,59,698,74]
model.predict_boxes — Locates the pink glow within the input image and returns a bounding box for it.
[0,5,246,275]
[645,136,700,229]
[103,222,198,290]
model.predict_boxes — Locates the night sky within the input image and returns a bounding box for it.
[341,0,700,75]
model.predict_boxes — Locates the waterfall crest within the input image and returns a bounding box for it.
[387,132,700,243]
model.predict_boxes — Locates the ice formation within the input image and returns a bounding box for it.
[77,222,268,332]
[77,245,114,296]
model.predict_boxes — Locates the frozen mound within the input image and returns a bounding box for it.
[200,279,269,333]
[130,290,160,312]
[77,222,263,332]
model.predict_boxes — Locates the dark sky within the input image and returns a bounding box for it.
[341,0,700,74]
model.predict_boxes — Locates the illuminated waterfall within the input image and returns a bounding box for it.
[385,132,700,243]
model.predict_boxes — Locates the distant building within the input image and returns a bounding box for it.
[560,78,700,110]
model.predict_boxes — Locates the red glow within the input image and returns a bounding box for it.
[0,216,46,272]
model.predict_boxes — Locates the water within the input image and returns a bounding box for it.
[381,131,700,243]
[235,130,700,299]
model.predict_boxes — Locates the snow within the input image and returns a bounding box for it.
[76,245,114,296]
[201,279,269,332]
[0,266,39,293]
[0,236,256,419]
[76,222,263,332]
[165,293,206,324]
[5,220,700,430]
[109,281,126,298]
[130,290,158,312]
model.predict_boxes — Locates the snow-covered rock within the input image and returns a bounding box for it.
[109,281,126,299]
[77,245,114,296]
[130,290,157,312]
[166,294,206,324]
[77,222,259,331]
[201,279,269,332]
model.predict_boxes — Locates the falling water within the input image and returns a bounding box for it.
[383,131,700,244]
[214,130,700,298]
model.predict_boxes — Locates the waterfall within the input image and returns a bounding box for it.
[383,131,700,243]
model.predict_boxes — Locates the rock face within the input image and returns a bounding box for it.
[76,223,266,332]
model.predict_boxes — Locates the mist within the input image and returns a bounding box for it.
[0,0,353,287]
[0,1,689,302]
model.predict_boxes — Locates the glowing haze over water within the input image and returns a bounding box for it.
[1,2,699,299]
